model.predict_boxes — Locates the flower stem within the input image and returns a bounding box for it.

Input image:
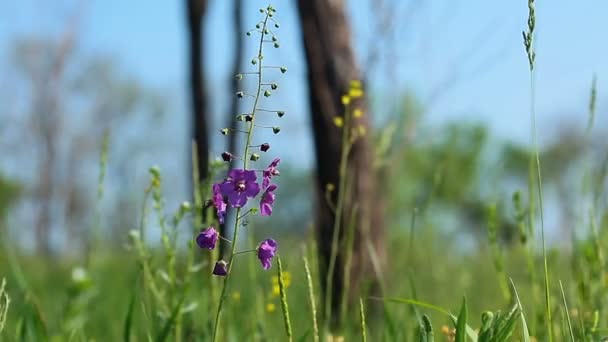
[211,10,270,342]
[324,103,353,330]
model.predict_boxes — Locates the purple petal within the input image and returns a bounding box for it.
[246,181,261,198]
[228,191,248,207]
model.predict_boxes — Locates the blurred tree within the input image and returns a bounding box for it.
[221,0,244,256]
[4,32,166,255]
[186,0,210,196]
[297,0,386,327]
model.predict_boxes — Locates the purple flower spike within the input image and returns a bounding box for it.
[219,169,261,208]
[196,226,219,250]
[260,184,277,216]
[212,184,227,224]
[257,238,278,270]
[262,158,280,189]
[212,260,229,276]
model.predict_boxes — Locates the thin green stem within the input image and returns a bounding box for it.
[325,104,352,330]
[211,11,270,342]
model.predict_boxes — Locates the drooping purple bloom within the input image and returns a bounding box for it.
[257,238,278,270]
[262,158,280,189]
[219,169,261,208]
[260,184,277,216]
[212,260,229,276]
[212,183,227,224]
[196,227,218,250]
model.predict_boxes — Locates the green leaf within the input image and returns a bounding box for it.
[455,297,468,342]
[154,295,185,342]
[510,279,530,342]
[123,287,137,342]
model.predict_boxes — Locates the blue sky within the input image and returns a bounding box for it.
[2,0,608,174]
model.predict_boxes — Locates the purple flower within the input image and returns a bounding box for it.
[262,158,280,189]
[257,238,278,270]
[212,260,228,276]
[219,169,261,208]
[212,184,227,224]
[260,184,277,216]
[260,143,270,152]
[196,226,218,250]
[221,151,233,162]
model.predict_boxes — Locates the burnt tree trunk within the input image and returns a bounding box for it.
[221,0,244,256]
[296,0,385,328]
[186,0,209,190]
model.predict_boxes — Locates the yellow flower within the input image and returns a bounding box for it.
[272,275,279,285]
[350,80,362,89]
[333,117,344,128]
[272,284,281,297]
[231,291,241,301]
[266,302,276,313]
[341,95,351,105]
[348,87,363,98]
[358,125,367,136]
[326,183,335,192]
[353,108,363,118]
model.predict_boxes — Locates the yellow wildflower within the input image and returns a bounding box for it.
[266,302,276,313]
[333,117,344,128]
[353,108,363,118]
[272,284,281,297]
[231,291,241,301]
[341,95,351,105]
[348,87,363,98]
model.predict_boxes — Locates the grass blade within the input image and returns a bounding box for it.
[123,286,137,342]
[559,280,575,341]
[373,297,478,341]
[455,297,467,342]
[154,295,185,342]
[510,278,530,342]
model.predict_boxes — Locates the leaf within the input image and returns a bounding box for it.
[455,297,468,342]
[123,287,137,342]
[154,295,185,342]
[510,279,530,342]
[373,297,478,341]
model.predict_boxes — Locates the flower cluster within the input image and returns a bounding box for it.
[196,227,278,276]
[195,4,287,280]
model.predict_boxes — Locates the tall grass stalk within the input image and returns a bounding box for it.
[359,298,367,342]
[303,252,320,342]
[325,98,353,330]
[277,256,293,341]
[211,9,271,341]
[0,278,9,334]
[522,0,552,339]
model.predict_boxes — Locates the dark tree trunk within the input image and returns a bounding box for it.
[296,0,385,328]
[186,0,209,189]
[221,0,244,257]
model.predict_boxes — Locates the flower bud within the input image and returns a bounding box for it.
[274,23,280,28]
[236,114,246,121]
[251,58,257,65]
[264,90,271,97]
[236,91,244,98]
[221,152,233,162]
[280,66,287,74]
[260,143,270,152]
[245,115,253,122]
[250,153,261,161]
[271,83,278,90]
[274,43,280,48]
[213,260,229,276]
[235,73,243,80]
[277,111,285,118]
[272,126,281,134]
[220,128,229,135]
